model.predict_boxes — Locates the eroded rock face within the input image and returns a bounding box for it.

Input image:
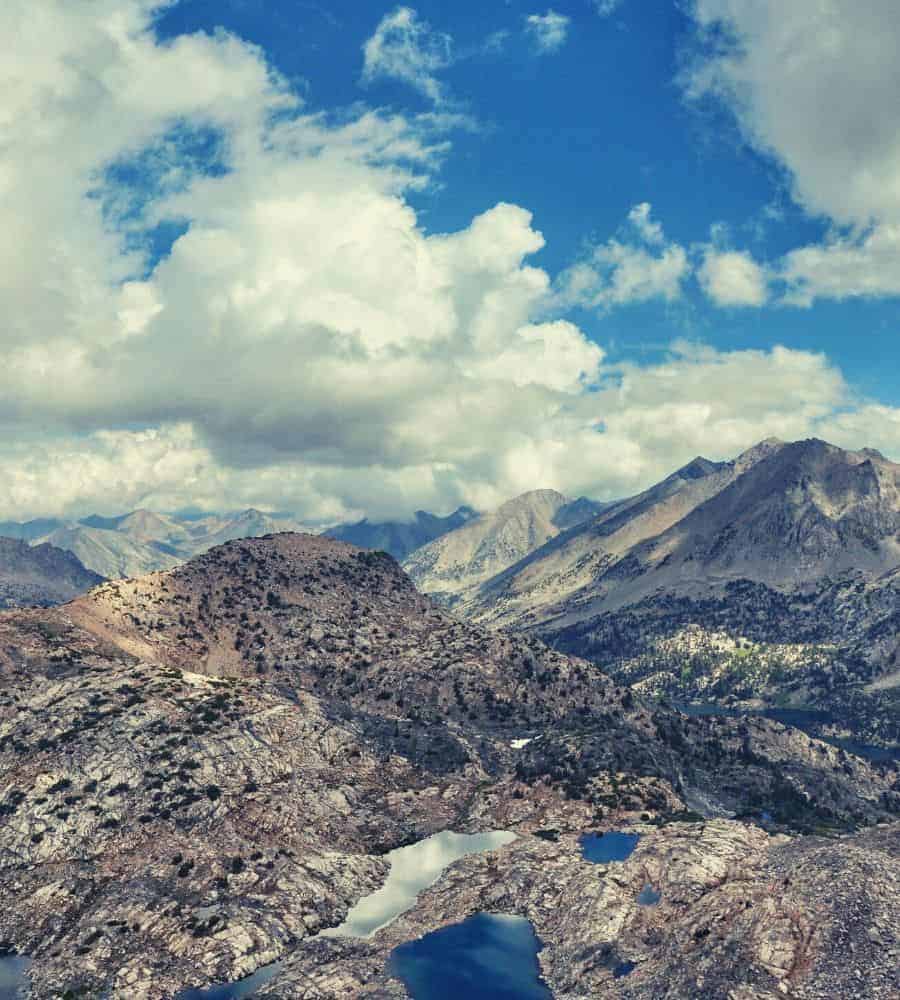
[0,533,897,998]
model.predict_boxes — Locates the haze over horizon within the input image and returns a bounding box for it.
[4,0,900,524]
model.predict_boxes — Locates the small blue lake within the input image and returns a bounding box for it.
[579,831,640,864]
[175,830,517,998]
[389,913,552,1000]
[0,955,31,1000]
[637,884,661,906]
[176,962,280,1000]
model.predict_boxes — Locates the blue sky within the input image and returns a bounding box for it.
[2,0,899,520]
[150,0,896,396]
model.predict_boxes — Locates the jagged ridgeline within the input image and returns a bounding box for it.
[0,532,898,998]
[425,439,900,748]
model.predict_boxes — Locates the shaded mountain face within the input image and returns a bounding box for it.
[323,505,477,561]
[1,533,895,998]
[0,537,103,608]
[465,438,900,746]
[403,489,605,602]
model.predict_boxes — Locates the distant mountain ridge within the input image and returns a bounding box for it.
[0,537,103,608]
[0,508,313,580]
[323,506,478,560]
[403,489,608,601]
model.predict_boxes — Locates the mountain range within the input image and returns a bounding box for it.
[1,436,897,747]
[0,508,308,582]
[0,530,896,998]
[434,438,900,747]
[403,489,607,600]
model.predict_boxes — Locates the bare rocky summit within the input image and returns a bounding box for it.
[461,439,900,748]
[0,532,897,998]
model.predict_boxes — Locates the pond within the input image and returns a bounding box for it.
[176,961,281,1000]
[388,913,552,1000]
[176,830,516,997]
[322,830,516,939]
[0,955,31,1000]
[579,831,640,864]
[636,884,661,906]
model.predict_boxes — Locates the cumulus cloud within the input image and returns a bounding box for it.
[557,203,690,309]
[525,11,571,54]
[684,1,900,306]
[780,224,900,306]
[699,249,768,307]
[361,6,453,102]
[0,0,897,524]
[685,0,900,227]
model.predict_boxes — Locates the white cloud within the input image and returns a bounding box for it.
[525,11,571,54]
[685,1,900,228]
[0,0,896,525]
[780,224,900,306]
[627,202,665,245]
[593,0,624,16]
[699,249,768,307]
[557,203,690,309]
[684,1,900,306]
[361,6,452,102]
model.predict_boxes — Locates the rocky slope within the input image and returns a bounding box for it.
[323,506,477,561]
[403,489,605,602]
[0,537,103,608]
[0,533,896,998]
[466,439,900,747]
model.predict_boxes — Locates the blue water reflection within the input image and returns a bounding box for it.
[389,913,552,1000]
[0,955,31,1000]
[579,831,640,863]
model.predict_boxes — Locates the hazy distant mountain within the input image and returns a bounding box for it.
[0,507,310,579]
[403,489,606,601]
[186,508,303,553]
[0,517,64,541]
[0,537,103,608]
[323,506,477,560]
[39,524,184,580]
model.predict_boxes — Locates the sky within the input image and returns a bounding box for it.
[3,0,900,522]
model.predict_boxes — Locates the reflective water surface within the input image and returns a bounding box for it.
[389,912,552,1000]
[579,831,640,863]
[637,883,661,906]
[322,830,516,939]
[176,830,516,997]
[176,961,281,1000]
[0,955,31,1000]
